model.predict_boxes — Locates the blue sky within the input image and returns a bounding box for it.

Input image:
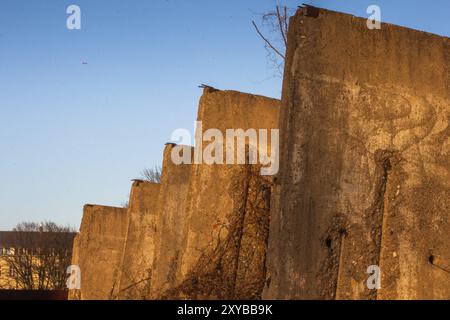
[0,0,448,230]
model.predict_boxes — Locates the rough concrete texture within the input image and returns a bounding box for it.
[167,89,280,299]
[115,181,160,300]
[68,234,81,300]
[149,144,193,298]
[264,6,449,300]
[196,89,280,136]
[76,205,128,300]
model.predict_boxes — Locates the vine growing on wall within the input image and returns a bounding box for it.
[161,165,273,300]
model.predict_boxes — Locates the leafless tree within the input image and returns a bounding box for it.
[141,166,162,183]
[3,222,76,290]
[252,2,294,76]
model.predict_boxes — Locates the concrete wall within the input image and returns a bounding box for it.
[264,6,450,300]
[77,205,128,300]
[116,181,160,300]
[68,234,81,300]
[149,144,193,298]
[168,89,280,299]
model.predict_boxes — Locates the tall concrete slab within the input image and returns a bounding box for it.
[68,234,81,300]
[167,89,280,299]
[116,181,160,300]
[264,6,450,300]
[77,205,128,300]
[149,144,193,298]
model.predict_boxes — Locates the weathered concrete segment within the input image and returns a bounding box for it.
[149,144,193,298]
[68,234,81,300]
[115,181,160,300]
[196,89,280,136]
[166,90,280,299]
[264,6,450,300]
[77,205,128,300]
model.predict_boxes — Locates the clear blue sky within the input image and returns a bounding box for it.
[0,0,448,230]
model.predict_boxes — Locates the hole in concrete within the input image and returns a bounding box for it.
[428,255,435,265]
[325,237,332,248]
[384,158,392,172]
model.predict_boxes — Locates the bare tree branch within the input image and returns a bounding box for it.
[3,222,76,290]
[141,166,162,183]
[284,6,289,37]
[252,20,285,60]
[252,4,294,77]
[276,5,288,47]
